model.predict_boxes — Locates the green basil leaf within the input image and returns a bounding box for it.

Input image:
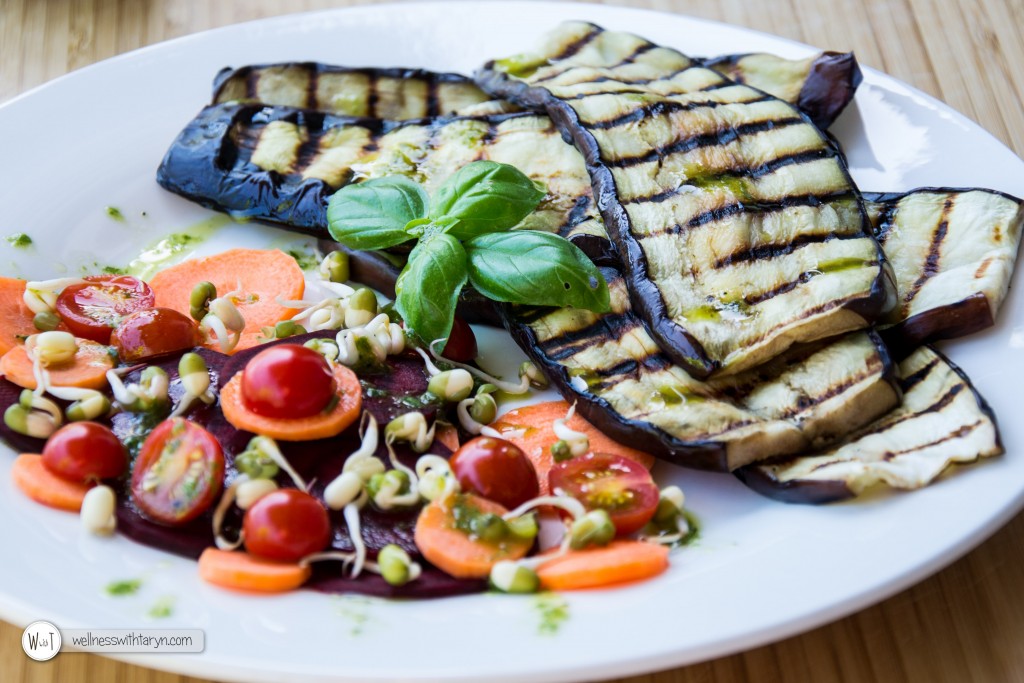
[464,232,610,312]
[327,177,428,250]
[429,161,545,240]
[395,233,468,345]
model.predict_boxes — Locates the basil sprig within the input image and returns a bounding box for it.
[327,160,610,344]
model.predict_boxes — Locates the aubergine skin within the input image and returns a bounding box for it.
[735,346,1003,504]
[703,51,862,129]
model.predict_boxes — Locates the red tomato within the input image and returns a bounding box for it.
[42,422,126,483]
[243,489,331,562]
[112,307,202,361]
[449,437,539,510]
[56,275,155,343]
[548,453,659,536]
[241,344,335,419]
[441,316,478,362]
[130,418,224,526]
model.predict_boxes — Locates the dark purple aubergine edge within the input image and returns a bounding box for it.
[880,293,994,360]
[733,343,1003,504]
[862,186,1024,206]
[212,63,483,105]
[476,46,894,380]
[701,51,862,130]
[1,333,484,598]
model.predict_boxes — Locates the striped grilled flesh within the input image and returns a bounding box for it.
[156,104,604,243]
[480,22,893,378]
[507,268,899,472]
[736,346,1002,503]
[213,64,500,119]
[865,188,1024,350]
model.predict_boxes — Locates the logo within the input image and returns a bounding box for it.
[22,621,61,661]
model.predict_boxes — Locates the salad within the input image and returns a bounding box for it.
[0,21,1018,601]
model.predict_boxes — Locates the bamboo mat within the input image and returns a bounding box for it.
[2,0,1024,681]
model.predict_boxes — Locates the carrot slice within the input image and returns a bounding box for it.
[435,423,460,453]
[11,453,92,512]
[0,338,114,390]
[147,248,304,352]
[0,277,54,357]
[536,540,670,591]
[489,400,656,494]
[220,363,362,441]
[414,493,531,579]
[198,548,311,593]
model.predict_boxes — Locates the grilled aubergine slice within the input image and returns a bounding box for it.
[156,103,607,251]
[505,267,899,472]
[703,52,861,129]
[212,64,500,119]
[864,188,1024,352]
[477,22,894,378]
[735,346,1002,503]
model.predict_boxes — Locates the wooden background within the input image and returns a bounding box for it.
[2,0,1024,681]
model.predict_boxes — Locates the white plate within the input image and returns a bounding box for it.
[2,3,1023,682]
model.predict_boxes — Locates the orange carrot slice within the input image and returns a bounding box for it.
[414,493,531,579]
[220,362,362,441]
[198,548,311,593]
[0,338,114,390]
[11,453,92,512]
[0,277,56,357]
[147,248,304,352]
[536,540,670,591]
[489,400,656,494]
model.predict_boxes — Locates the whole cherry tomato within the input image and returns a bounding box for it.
[112,307,201,361]
[441,316,478,362]
[243,489,332,562]
[449,436,539,510]
[241,344,336,419]
[56,275,155,343]
[130,418,224,526]
[548,452,659,536]
[42,422,126,483]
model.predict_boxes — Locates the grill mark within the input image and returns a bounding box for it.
[426,77,440,117]
[879,421,983,460]
[588,355,673,391]
[742,260,879,307]
[623,149,833,206]
[776,366,877,420]
[367,71,379,118]
[654,191,852,235]
[607,117,804,168]
[245,67,259,100]
[872,201,900,245]
[714,231,842,269]
[974,256,994,279]
[858,383,965,438]
[530,28,603,84]
[903,198,954,306]
[305,67,318,110]
[898,357,940,392]
[536,312,637,360]
[584,94,770,130]
[561,194,594,231]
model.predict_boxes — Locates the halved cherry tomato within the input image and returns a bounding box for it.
[56,275,155,343]
[449,436,539,510]
[241,344,335,419]
[441,316,478,362]
[242,489,331,562]
[130,418,224,526]
[548,453,659,536]
[42,422,127,483]
[112,307,202,361]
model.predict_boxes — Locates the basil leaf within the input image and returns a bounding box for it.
[465,232,610,312]
[327,177,428,250]
[429,161,545,240]
[395,233,468,345]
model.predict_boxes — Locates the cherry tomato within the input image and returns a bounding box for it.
[241,344,335,419]
[112,307,202,361]
[548,453,659,536]
[441,316,478,362]
[449,437,539,510]
[56,275,155,343]
[130,418,224,526]
[243,489,331,562]
[42,422,126,483]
